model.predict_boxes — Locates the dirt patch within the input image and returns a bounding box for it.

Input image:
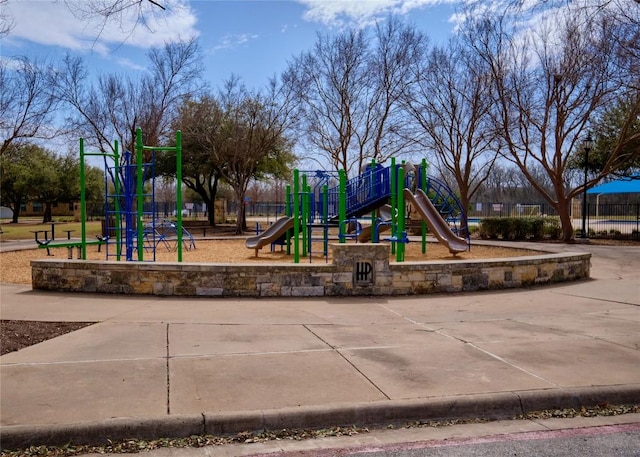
[1,320,94,355]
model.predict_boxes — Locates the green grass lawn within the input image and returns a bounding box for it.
[0,220,103,241]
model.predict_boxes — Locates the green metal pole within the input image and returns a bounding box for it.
[79,138,87,260]
[114,140,122,260]
[323,184,328,257]
[176,130,183,262]
[370,159,376,243]
[306,184,313,258]
[285,184,291,255]
[136,128,144,261]
[421,158,428,254]
[396,164,405,262]
[339,169,346,243]
[301,174,308,257]
[293,170,300,263]
[390,158,396,255]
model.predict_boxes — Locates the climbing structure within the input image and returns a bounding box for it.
[246,159,469,262]
[79,128,184,262]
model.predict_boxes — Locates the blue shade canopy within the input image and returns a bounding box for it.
[587,175,640,195]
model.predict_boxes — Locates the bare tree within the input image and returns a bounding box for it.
[469,6,638,241]
[55,37,202,155]
[403,36,500,229]
[283,19,425,176]
[283,30,367,175]
[0,0,13,37]
[63,0,167,42]
[0,57,60,156]
[361,18,425,169]
[475,163,555,204]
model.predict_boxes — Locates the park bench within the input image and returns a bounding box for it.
[181,220,215,237]
[37,239,106,259]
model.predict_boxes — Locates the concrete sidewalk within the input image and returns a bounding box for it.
[0,242,639,449]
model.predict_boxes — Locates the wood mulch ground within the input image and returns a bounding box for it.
[0,238,538,285]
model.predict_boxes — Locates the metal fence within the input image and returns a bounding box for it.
[584,203,640,240]
[89,200,639,240]
[468,202,640,240]
[467,202,559,218]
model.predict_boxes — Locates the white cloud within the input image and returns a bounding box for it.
[4,0,199,53]
[0,55,26,71]
[212,33,259,52]
[115,57,148,72]
[296,0,449,28]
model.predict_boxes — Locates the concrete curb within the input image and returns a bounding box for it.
[2,385,639,451]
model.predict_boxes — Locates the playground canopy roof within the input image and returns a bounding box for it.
[587,175,640,195]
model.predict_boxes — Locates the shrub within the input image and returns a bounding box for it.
[543,218,561,239]
[479,217,560,241]
[529,218,546,240]
[512,218,530,240]
[478,218,501,239]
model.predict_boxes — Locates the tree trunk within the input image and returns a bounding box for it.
[9,198,22,223]
[206,176,219,227]
[207,200,216,227]
[459,194,470,238]
[235,199,245,235]
[557,198,575,242]
[42,201,53,223]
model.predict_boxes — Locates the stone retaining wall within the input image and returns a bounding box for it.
[31,243,590,297]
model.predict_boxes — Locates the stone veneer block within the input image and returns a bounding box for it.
[31,249,590,298]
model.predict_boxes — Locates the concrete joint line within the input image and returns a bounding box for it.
[0,357,163,367]
[300,324,392,398]
[376,303,422,327]
[166,323,171,415]
[468,343,560,388]
[552,291,638,307]
[169,348,335,360]
[375,302,455,341]
[335,349,391,401]
[303,324,336,350]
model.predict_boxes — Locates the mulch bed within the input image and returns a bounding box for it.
[1,320,94,355]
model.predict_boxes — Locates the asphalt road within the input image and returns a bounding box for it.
[320,423,640,457]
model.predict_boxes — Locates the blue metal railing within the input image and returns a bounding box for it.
[284,164,468,235]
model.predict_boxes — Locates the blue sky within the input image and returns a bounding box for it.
[2,0,463,90]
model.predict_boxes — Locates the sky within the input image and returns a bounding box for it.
[1,0,465,90]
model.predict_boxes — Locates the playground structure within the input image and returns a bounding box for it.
[30,135,594,299]
[146,219,196,253]
[42,143,465,264]
[246,159,470,262]
[31,150,593,298]
[76,128,192,262]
